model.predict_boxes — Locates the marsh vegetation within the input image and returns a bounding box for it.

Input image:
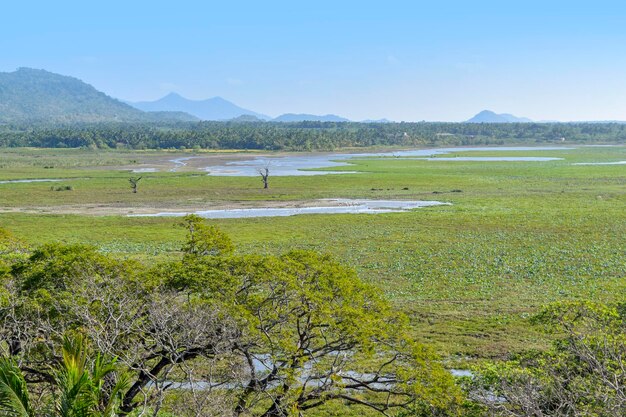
[0,144,623,416]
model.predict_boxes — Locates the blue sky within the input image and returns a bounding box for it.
[2,0,626,121]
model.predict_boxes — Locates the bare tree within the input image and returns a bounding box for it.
[129,176,142,193]
[257,166,269,189]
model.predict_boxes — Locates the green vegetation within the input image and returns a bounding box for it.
[0,144,623,415]
[0,145,623,359]
[474,301,626,416]
[0,334,128,417]
[0,220,465,417]
[0,120,624,150]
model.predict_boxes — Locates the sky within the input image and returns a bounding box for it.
[2,0,626,121]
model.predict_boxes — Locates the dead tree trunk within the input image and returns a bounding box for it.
[129,176,142,193]
[258,168,269,189]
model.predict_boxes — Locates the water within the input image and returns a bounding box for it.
[169,157,197,172]
[154,367,475,391]
[129,199,450,219]
[0,178,63,184]
[450,369,473,377]
[419,156,562,162]
[203,154,358,176]
[203,146,573,176]
[573,161,626,165]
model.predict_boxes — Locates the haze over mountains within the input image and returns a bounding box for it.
[129,94,353,122]
[0,67,356,123]
[2,68,619,124]
[130,93,270,121]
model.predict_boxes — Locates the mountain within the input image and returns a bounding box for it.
[0,67,195,123]
[229,114,264,122]
[467,110,532,123]
[143,111,200,122]
[273,113,350,122]
[130,93,269,121]
[362,118,392,123]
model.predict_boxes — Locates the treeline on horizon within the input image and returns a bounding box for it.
[0,120,625,150]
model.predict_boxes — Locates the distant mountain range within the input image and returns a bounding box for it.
[467,110,533,123]
[6,68,618,125]
[130,94,352,122]
[362,118,393,123]
[0,68,360,123]
[273,113,350,122]
[129,93,270,121]
[0,68,198,123]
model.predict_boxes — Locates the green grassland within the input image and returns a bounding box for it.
[0,145,624,360]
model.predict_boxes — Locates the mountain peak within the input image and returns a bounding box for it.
[131,94,269,120]
[15,67,53,74]
[467,110,532,123]
[163,92,184,99]
[209,96,230,103]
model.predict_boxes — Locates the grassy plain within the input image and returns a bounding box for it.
[0,145,624,360]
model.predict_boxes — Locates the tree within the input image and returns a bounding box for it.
[258,166,269,189]
[1,225,466,416]
[128,177,141,193]
[179,214,234,258]
[164,249,465,416]
[1,242,236,416]
[474,301,626,416]
[0,333,128,417]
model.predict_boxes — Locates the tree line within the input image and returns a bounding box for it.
[0,121,624,151]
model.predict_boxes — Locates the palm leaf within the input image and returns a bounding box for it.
[54,334,97,417]
[0,358,31,417]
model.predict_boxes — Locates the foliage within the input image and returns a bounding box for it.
[0,222,465,416]
[0,145,623,358]
[474,301,626,416]
[0,120,624,151]
[161,249,465,415]
[0,333,128,417]
[0,357,31,417]
[179,214,234,258]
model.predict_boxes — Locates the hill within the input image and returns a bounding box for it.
[362,118,392,123]
[0,68,195,123]
[229,114,265,122]
[130,93,269,121]
[273,113,350,122]
[467,110,532,123]
[143,111,200,122]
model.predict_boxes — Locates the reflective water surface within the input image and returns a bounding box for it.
[129,199,451,219]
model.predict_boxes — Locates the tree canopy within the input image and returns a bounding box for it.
[474,301,626,416]
[0,221,466,416]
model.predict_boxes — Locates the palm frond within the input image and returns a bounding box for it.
[0,358,31,417]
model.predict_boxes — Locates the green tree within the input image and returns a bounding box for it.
[163,249,464,416]
[475,301,626,416]
[179,214,234,257]
[1,224,466,416]
[0,333,127,417]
